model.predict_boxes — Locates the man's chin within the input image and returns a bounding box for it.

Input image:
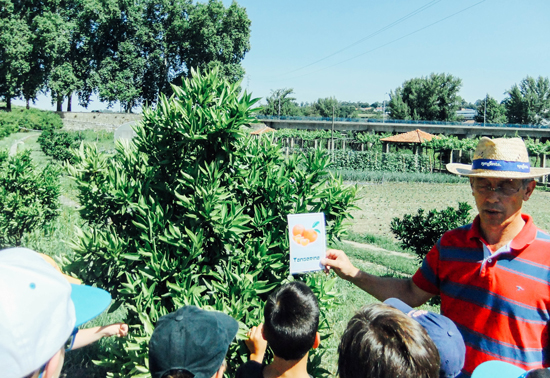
[480,211,505,225]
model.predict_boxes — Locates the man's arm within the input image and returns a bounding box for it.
[322,249,434,308]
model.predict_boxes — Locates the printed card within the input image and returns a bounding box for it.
[288,212,326,274]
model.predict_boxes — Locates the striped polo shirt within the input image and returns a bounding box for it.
[413,214,550,377]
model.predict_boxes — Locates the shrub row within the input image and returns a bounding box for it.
[329,149,431,173]
[334,169,468,184]
[0,108,63,134]
[38,129,83,162]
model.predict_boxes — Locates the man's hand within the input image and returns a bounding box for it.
[322,249,360,281]
[245,324,267,363]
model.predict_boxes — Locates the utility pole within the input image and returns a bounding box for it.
[278,97,281,117]
[331,104,335,161]
[483,94,487,126]
[382,92,388,123]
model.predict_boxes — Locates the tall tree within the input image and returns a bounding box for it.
[179,0,250,83]
[0,2,33,111]
[388,73,462,122]
[261,88,300,116]
[474,95,507,124]
[44,1,82,112]
[313,97,339,118]
[504,76,550,125]
[91,0,251,112]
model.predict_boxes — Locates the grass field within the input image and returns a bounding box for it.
[348,180,550,238]
[6,132,550,377]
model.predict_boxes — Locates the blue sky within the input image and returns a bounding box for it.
[16,0,550,111]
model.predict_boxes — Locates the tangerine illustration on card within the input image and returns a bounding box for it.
[288,212,326,274]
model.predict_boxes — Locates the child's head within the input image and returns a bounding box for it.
[0,247,112,378]
[384,298,465,378]
[263,281,320,361]
[338,303,440,378]
[149,306,238,378]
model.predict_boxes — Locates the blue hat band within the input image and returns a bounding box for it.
[472,159,531,173]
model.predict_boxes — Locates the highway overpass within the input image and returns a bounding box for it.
[258,116,550,140]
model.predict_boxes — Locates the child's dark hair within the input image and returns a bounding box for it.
[338,303,440,378]
[263,281,320,361]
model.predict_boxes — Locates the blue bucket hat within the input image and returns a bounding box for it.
[384,298,466,378]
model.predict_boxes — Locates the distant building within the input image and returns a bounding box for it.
[456,108,477,121]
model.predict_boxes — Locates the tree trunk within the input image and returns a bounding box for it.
[67,92,72,112]
[6,97,11,111]
[56,94,63,112]
[543,154,547,184]
[26,98,30,109]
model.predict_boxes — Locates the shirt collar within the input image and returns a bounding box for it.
[466,214,536,251]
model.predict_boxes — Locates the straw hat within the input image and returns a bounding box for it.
[446,137,550,179]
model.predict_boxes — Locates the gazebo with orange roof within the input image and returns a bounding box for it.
[250,124,276,135]
[379,129,437,154]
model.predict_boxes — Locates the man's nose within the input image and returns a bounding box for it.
[484,189,501,202]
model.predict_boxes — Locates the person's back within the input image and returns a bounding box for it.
[237,281,320,378]
[338,303,440,378]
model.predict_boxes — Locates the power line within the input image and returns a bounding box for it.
[273,0,487,83]
[272,0,444,78]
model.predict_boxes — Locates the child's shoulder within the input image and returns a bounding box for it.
[235,360,264,378]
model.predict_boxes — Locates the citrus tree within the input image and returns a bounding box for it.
[0,149,60,248]
[66,69,358,377]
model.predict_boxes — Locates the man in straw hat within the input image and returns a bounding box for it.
[322,137,550,377]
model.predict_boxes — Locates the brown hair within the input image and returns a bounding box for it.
[338,303,440,378]
[161,370,194,378]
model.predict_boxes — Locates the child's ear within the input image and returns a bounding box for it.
[312,332,320,349]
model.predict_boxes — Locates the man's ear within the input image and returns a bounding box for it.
[312,332,320,350]
[523,179,537,201]
[43,348,65,378]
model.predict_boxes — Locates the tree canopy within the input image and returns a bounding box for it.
[260,91,359,118]
[261,88,301,116]
[504,76,550,125]
[474,95,507,124]
[0,0,251,112]
[388,73,462,122]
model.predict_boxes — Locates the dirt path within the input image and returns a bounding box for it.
[9,133,39,155]
[342,240,415,259]
[60,195,79,209]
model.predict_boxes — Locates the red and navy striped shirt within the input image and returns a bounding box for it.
[413,214,550,377]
